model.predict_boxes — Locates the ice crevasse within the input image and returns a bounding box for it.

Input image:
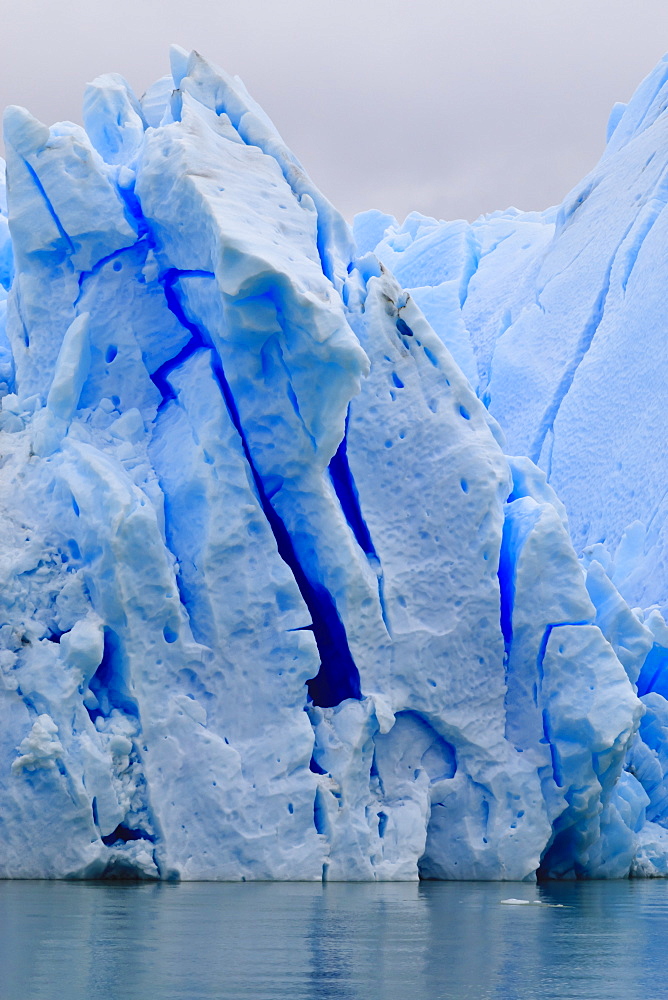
[0,46,667,881]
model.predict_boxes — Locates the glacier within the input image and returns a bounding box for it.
[1,47,668,881]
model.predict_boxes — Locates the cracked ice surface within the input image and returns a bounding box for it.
[360,55,668,620]
[0,47,667,881]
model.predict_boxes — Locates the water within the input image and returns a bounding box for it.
[1,879,668,1000]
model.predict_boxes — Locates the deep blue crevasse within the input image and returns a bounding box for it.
[152,274,362,709]
[328,411,377,560]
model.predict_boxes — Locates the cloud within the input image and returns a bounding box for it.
[2,0,668,220]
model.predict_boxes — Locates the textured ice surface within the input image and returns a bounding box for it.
[361,56,668,620]
[0,49,667,881]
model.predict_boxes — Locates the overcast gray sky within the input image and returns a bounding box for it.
[2,1,668,222]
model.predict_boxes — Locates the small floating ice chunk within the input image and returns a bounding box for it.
[500,898,565,907]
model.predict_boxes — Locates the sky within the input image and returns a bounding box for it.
[2,1,668,223]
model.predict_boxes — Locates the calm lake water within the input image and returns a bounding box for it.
[1,878,667,1000]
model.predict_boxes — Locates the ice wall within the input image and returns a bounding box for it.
[0,48,666,881]
[360,56,668,620]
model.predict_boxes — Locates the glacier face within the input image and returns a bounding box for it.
[359,55,668,621]
[0,48,667,881]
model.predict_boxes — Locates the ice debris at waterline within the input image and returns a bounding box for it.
[1,47,668,882]
[499,898,565,907]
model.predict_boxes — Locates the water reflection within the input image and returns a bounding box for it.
[1,878,667,999]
